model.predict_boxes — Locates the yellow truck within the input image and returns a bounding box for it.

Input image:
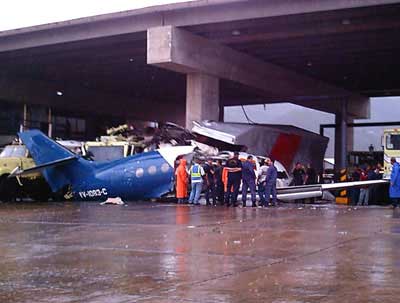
[82,136,138,161]
[383,128,400,179]
[0,140,82,202]
[0,144,51,201]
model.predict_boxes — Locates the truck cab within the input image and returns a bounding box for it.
[82,137,137,162]
[383,128,400,179]
[0,144,34,172]
[0,140,82,202]
[0,144,43,201]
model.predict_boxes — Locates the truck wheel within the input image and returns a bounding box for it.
[0,175,17,202]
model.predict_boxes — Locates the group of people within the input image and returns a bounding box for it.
[344,159,400,208]
[291,162,318,186]
[349,163,383,205]
[175,155,400,208]
[175,152,278,207]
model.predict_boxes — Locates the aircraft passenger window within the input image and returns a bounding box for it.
[136,168,144,178]
[148,165,157,175]
[161,163,170,173]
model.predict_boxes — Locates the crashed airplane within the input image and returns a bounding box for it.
[12,129,388,202]
[12,130,193,201]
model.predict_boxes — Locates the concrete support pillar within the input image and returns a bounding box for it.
[334,100,348,169]
[346,118,354,152]
[186,73,219,129]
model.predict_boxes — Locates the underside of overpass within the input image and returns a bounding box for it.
[0,0,400,168]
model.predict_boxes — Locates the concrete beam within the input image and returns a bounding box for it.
[213,14,400,44]
[222,95,370,118]
[1,0,398,52]
[147,25,368,117]
[293,96,370,118]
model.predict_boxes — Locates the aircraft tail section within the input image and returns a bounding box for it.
[18,130,90,192]
[19,129,76,164]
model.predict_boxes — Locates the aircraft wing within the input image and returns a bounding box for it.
[276,179,389,201]
[277,184,323,200]
[9,156,77,178]
[320,179,389,190]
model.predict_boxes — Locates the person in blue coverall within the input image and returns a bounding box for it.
[241,155,257,207]
[264,157,278,207]
[390,157,400,208]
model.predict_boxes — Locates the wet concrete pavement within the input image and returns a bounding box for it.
[1,202,400,303]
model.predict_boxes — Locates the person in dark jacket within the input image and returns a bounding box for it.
[224,152,242,207]
[304,164,317,185]
[349,165,361,205]
[203,158,216,206]
[264,157,278,206]
[292,162,305,186]
[367,164,379,205]
[304,164,317,203]
[358,166,369,206]
[372,163,385,205]
[241,155,257,207]
[390,157,400,208]
[214,159,225,205]
[292,162,305,203]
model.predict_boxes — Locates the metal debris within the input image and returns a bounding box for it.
[100,197,124,205]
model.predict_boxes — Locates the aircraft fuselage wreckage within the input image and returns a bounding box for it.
[13,130,194,201]
[12,130,388,202]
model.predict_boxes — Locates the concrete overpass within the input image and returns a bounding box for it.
[0,0,400,168]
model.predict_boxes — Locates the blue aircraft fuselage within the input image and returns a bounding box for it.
[71,152,174,200]
[17,130,193,201]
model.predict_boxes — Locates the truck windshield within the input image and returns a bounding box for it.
[386,134,400,150]
[86,146,124,161]
[0,145,27,158]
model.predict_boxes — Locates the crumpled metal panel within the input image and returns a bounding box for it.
[192,121,328,172]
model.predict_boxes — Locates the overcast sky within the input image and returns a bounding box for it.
[0,0,193,31]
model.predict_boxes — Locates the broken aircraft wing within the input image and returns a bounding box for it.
[192,121,328,173]
[276,179,389,201]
